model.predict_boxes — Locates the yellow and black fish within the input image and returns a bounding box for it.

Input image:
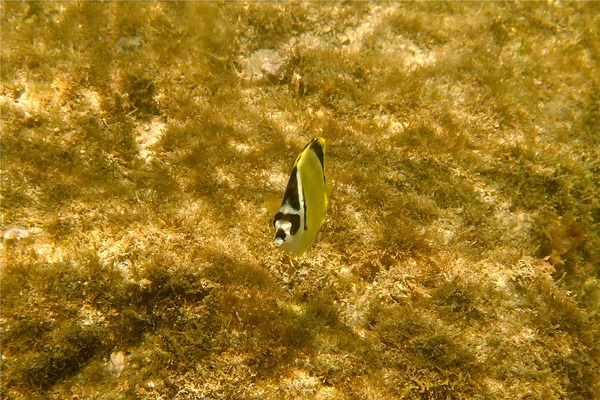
[273,137,328,254]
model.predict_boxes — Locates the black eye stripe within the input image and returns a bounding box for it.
[273,212,301,235]
[289,214,300,235]
[273,212,284,226]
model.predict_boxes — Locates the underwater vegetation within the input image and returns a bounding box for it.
[1,2,599,399]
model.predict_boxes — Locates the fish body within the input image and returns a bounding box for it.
[273,137,328,254]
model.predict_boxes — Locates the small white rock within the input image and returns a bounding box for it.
[3,227,30,242]
[109,350,127,377]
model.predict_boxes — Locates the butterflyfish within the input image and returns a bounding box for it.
[273,137,328,254]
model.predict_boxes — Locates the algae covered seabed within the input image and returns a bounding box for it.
[1,2,599,399]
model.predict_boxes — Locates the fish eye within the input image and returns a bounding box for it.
[273,212,284,226]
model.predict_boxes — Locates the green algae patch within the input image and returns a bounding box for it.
[2,2,599,399]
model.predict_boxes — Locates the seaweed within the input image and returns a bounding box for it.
[2,2,599,398]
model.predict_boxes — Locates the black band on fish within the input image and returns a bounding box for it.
[310,141,325,179]
[281,166,300,210]
[273,212,301,235]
